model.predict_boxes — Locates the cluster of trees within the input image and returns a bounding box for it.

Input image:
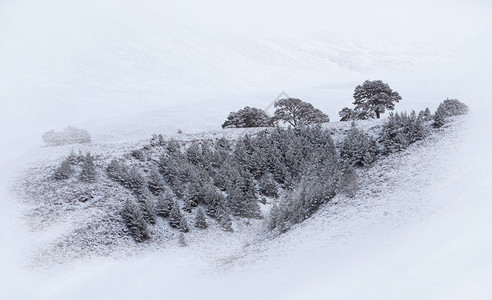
[42,126,91,146]
[104,126,340,241]
[53,150,96,182]
[222,98,329,129]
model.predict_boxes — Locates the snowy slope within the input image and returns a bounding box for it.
[3,112,491,300]
[1,0,492,299]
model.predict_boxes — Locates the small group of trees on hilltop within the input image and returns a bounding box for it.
[222,98,329,129]
[42,126,91,146]
[223,80,401,128]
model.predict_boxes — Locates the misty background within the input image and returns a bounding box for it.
[1,0,491,161]
[1,1,492,298]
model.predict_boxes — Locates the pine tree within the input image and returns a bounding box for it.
[433,109,445,128]
[258,174,279,198]
[79,152,96,182]
[125,166,146,194]
[179,215,189,232]
[423,107,432,121]
[272,98,329,127]
[353,80,402,119]
[137,189,157,225]
[122,199,149,242]
[147,167,164,195]
[222,106,272,128]
[53,158,73,180]
[169,201,182,229]
[194,208,207,229]
[156,190,174,217]
[215,199,233,232]
[340,125,376,167]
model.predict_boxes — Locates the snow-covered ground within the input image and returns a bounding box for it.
[1,0,492,299]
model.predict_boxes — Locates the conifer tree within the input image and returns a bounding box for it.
[194,208,207,229]
[137,189,157,225]
[215,199,233,232]
[156,190,174,217]
[122,199,149,242]
[433,110,445,128]
[272,98,329,127]
[126,166,146,194]
[79,152,96,182]
[353,80,401,119]
[53,158,73,180]
[179,215,189,232]
[423,107,432,121]
[147,167,165,195]
[169,200,182,229]
[340,125,376,167]
[222,106,272,128]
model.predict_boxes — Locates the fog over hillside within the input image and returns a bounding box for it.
[1,0,491,299]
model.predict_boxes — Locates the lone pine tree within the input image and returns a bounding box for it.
[353,80,402,119]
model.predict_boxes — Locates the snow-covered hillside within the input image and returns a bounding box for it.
[1,0,492,299]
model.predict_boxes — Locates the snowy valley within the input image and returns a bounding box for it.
[1,0,492,299]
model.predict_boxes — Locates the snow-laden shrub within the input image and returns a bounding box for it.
[436,99,469,118]
[433,99,469,128]
[42,126,91,146]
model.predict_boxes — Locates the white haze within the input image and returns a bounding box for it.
[0,0,491,299]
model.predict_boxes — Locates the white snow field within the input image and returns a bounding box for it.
[1,0,492,299]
